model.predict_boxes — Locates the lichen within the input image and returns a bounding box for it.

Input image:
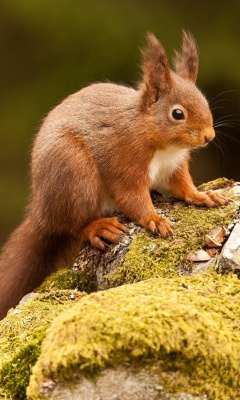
[27,272,240,400]
[0,290,86,400]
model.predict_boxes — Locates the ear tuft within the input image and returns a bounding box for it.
[140,33,172,110]
[173,30,198,83]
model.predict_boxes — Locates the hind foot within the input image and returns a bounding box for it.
[81,217,127,250]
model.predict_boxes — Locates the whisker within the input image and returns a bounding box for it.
[216,130,240,146]
[214,113,240,123]
[214,119,240,125]
[214,121,240,126]
[212,102,232,110]
[215,118,240,122]
[210,89,239,104]
[215,119,240,124]
[213,117,240,129]
[214,120,240,126]
[211,106,225,112]
[212,136,230,168]
[211,98,234,106]
[214,123,240,129]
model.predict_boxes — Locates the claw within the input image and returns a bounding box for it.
[166,230,173,237]
[82,217,127,250]
[148,220,157,234]
[154,228,161,237]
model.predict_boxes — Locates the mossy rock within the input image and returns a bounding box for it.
[40,178,239,293]
[27,273,240,399]
[0,290,86,400]
[1,179,240,400]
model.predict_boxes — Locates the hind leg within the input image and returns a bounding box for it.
[32,132,106,234]
[81,217,127,250]
[32,131,127,249]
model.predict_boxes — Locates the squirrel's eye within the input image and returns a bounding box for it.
[172,109,185,120]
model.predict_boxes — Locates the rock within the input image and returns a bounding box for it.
[216,222,240,274]
[26,278,240,400]
[34,366,208,400]
[19,293,39,305]
[1,178,240,400]
[186,250,211,262]
[191,259,215,275]
[0,290,86,400]
[39,183,239,294]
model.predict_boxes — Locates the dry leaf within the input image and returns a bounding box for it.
[204,226,228,248]
[207,287,217,294]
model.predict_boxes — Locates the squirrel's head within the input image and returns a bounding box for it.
[140,31,214,149]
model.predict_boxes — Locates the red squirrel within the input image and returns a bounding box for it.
[0,31,228,319]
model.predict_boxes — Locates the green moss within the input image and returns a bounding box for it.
[108,200,238,286]
[2,179,239,399]
[27,272,240,400]
[0,345,41,400]
[0,290,86,400]
[38,264,96,294]
[197,177,234,191]
[36,179,240,294]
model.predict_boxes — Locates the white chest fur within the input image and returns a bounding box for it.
[149,146,187,192]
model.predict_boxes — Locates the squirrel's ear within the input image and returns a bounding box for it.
[173,30,198,83]
[140,33,172,109]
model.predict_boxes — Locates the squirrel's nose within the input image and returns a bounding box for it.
[203,127,215,144]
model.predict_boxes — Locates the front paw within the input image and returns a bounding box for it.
[140,212,173,238]
[187,190,230,207]
[82,217,127,250]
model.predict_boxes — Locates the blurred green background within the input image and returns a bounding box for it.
[0,0,240,246]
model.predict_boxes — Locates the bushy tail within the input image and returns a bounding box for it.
[0,217,81,319]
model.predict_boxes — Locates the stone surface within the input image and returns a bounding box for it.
[19,292,39,305]
[186,250,211,262]
[191,259,215,275]
[217,222,240,273]
[44,366,208,400]
[75,221,144,291]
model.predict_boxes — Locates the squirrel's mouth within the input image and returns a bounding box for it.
[190,141,212,150]
[170,127,215,149]
[188,127,215,149]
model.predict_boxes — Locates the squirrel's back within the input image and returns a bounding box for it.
[37,83,138,137]
[32,82,141,171]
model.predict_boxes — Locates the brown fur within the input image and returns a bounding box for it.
[173,30,198,82]
[0,31,228,319]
